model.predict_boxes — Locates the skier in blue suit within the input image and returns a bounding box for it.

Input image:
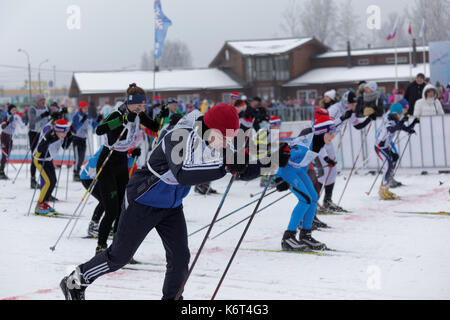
[276,115,337,251]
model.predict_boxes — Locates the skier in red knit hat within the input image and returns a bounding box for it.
[60,103,291,300]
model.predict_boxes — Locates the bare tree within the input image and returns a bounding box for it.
[407,0,450,42]
[334,0,363,50]
[140,52,152,71]
[279,0,303,37]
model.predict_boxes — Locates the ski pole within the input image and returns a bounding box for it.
[211,179,272,300]
[50,126,128,252]
[67,178,99,239]
[210,191,291,240]
[12,128,42,184]
[337,122,373,207]
[65,147,71,201]
[52,147,67,207]
[392,133,412,178]
[189,188,278,237]
[175,173,237,300]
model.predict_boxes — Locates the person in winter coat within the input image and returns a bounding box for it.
[413,84,445,117]
[0,105,26,179]
[355,81,384,118]
[60,103,290,300]
[319,90,336,109]
[71,101,102,181]
[443,83,450,113]
[405,73,426,116]
[27,94,51,189]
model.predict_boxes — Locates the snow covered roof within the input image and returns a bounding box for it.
[227,38,313,56]
[284,63,430,87]
[73,68,242,94]
[315,46,429,59]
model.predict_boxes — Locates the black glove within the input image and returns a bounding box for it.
[275,177,289,192]
[407,128,416,135]
[123,111,137,124]
[369,113,377,121]
[340,109,354,121]
[323,156,337,167]
[40,111,50,118]
[226,163,248,174]
[158,104,170,119]
[81,114,88,123]
[96,114,104,123]
[50,112,61,121]
[61,107,68,114]
[278,143,291,168]
[411,117,420,127]
[131,148,141,158]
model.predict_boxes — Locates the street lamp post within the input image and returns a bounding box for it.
[38,59,49,94]
[18,48,32,105]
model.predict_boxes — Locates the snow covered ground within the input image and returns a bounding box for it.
[0,165,449,300]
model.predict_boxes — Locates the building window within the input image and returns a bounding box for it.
[297,90,317,106]
[386,56,408,64]
[255,57,274,81]
[358,58,370,66]
[274,55,289,81]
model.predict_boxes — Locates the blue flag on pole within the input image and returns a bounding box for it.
[154,0,172,59]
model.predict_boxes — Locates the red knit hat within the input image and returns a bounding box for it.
[54,119,70,133]
[204,103,240,138]
[78,101,88,110]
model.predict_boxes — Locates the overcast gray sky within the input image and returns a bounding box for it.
[0,0,411,89]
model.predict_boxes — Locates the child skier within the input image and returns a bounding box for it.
[276,115,336,251]
[32,119,72,215]
[375,103,417,200]
[71,101,101,181]
[0,105,26,179]
[60,104,246,300]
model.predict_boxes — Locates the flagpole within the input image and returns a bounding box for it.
[394,33,399,89]
[153,1,157,102]
[421,18,426,75]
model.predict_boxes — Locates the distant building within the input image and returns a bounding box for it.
[69,38,430,106]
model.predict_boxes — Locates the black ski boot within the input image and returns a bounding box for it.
[299,229,327,251]
[389,178,403,188]
[194,183,209,195]
[60,267,86,300]
[281,230,310,251]
[0,171,8,180]
[323,199,345,213]
[73,172,81,182]
[30,177,37,189]
[312,215,329,230]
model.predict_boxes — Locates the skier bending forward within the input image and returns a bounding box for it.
[276,115,336,251]
[60,103,288,300]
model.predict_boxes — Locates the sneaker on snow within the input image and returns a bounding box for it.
[298,229,327,251]
[378,185,398,200]
[60,267,86,300]
[87,221,99,238]
[281,230,310,252]
[323,199,346,212]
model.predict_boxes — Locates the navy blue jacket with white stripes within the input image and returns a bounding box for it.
[126,112,228,209]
